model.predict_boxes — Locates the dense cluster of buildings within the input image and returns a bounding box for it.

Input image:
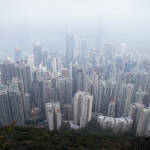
[0,31,150,136]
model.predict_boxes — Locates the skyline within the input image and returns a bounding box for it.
[1,0,150,138]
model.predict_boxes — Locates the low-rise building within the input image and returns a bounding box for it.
[98,115,133,133]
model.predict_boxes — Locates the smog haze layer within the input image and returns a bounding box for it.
[0,0,150,59]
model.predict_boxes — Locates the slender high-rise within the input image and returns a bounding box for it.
[74,91,93,128]
[14,46,21,62]
[8,81,25,126]
[0,60,16,85]
[108,100,116,117]
[0,83,12,125]
[136,107,150,136]
[65,31,74,65]
[33,42,42,67]
[45,102,61,130]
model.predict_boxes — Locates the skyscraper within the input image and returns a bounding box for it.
[123,84,134,116]
[65,77,72,104]
[37,77,44,114]
[14,46,21,62]
[74,91,93,128]
[33,42,42,67]
[8,81,25,126]
[108,100,116,117]
[95,76,106,112]
[128,103,145,128]
[45,102,61,130]
[25,55,34,65]
[65,31,74,65]
[0,83,12,125]
[0,60,16,85]
[136,107,150,136]
[57,77,72,112]
[43,50,48,66]
[57,77,65,112]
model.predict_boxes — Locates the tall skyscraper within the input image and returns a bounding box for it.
[37,77,44,114]
[0,83,12,125]
[104,79,117,110]
[135,87,145,103]
[33,42,42,67]
[108,100,116,117]
[65,77,72,104]
[14,46,21,62]
[24,93,31,115]
[115,98,121,118]
[74,91,93,128]
[8,81,25,126]
[25,55,34,65]
[123,83,134,116]
[65,31,74,65]
[57,77,72,112]
[45,102,61,130]
[0,60,16,85]
[15,63,32,95]
[136,107,150,136]
[128,103,145,128]
[43,50,48,66]
[95,76,106,112]
[57,77,65,112]
[45,57,51,71]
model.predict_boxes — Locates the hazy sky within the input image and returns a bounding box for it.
[0,0,150,26]
[0,0,150,54]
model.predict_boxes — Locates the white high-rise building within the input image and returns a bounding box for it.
[54,103,61,130]
[95,76,106,112]
[135,87,145,103]
[108,100,116,117]
[74,91,93,128]
[128,103,145,128]
[52,57,57,73]
[45,102,61,130]
[26,55,34,65]
[136,107,150,136]
[123,84,134,116]
[46,103,54,130]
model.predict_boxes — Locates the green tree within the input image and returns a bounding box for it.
[60,122,71,130]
